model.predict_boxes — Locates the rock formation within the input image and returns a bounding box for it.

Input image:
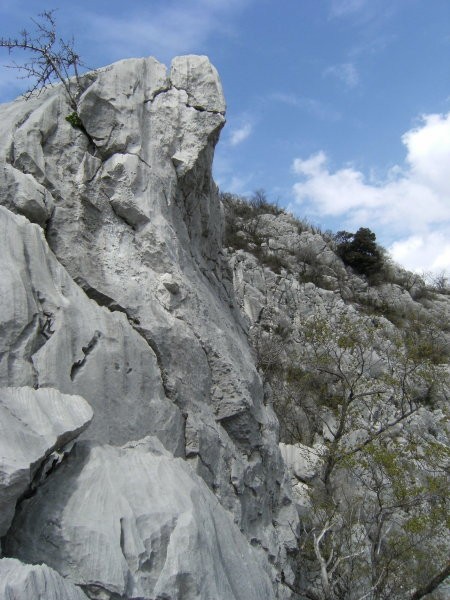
[5,437,275,600]
[0,558,90,600]
[223,196,450,600]
[0,387,92,548]
[0,56,297,598]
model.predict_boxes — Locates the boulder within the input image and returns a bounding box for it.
[0,387,92,546]
[4,437,275,600]
[0,557,89,599]
[0,205,184,453]
[279,443,324,483]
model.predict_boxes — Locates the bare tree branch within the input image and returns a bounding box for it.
[0,10,83,109]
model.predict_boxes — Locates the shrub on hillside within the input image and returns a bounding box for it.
[335,227,384,278]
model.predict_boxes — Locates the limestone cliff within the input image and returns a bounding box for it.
[0,56,297,599]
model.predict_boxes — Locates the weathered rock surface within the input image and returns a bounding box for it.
[224,198,450,597]
[0,557,89,600]
[0,205,184,454]
[279,443,325,516]
[5,436,275,600]
[0,56,297,597]
[0,387,92,547]
[279,443,324,483]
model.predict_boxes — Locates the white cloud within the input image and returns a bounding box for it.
[389,232,450,274]
[330,0,368,18]
[292,112,450,273]
[81,0,252,63]
[271,93,341,122]
[402,113,450,195]
[229,122,253,146]
[293,151,328,177]
[324,63,359,89]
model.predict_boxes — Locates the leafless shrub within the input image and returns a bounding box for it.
[0,10,84,109]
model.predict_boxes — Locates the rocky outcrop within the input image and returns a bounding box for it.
[0,557,90,599]
[224,197,450,598]
[0,205,184,453]
[5,437,275,600]
[0,56,297,598]
[226,209,450,334]
[0,387,92,549]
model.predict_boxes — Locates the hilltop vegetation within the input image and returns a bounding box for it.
[222,190,450,600]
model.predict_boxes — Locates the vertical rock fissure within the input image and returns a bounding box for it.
[70,331,102,381]
[71,279,175,403]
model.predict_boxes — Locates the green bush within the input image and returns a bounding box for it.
[65,111,84,130]
[335,227,383,278]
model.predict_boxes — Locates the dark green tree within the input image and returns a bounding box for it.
[335,228,383,278]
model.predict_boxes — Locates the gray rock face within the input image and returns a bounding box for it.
[0,387,92,546]
[5,437,275,600]
[170,55,226,114]
[0,205,184,454]
[0,56,296,597]
[0,557,89,600]
[279,443,324,483]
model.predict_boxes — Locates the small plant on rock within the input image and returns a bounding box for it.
[65,111,84,129]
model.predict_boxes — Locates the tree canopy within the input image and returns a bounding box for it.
[335,228,384,278]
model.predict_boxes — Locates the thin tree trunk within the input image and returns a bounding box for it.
[410,561,450,600]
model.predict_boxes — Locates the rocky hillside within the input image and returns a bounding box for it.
[0,54,448,600]
[0,56,297,599]
[223,193,450,599]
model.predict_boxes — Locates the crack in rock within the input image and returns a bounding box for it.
[70,331,102,381]
[19,441,76,503]
[75,277,140,322]
[133,324,175,403]
[74,278,175,403]
[144,84,172,103]
[145,82,225,116]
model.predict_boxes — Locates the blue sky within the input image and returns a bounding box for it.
[1,0,449,274]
